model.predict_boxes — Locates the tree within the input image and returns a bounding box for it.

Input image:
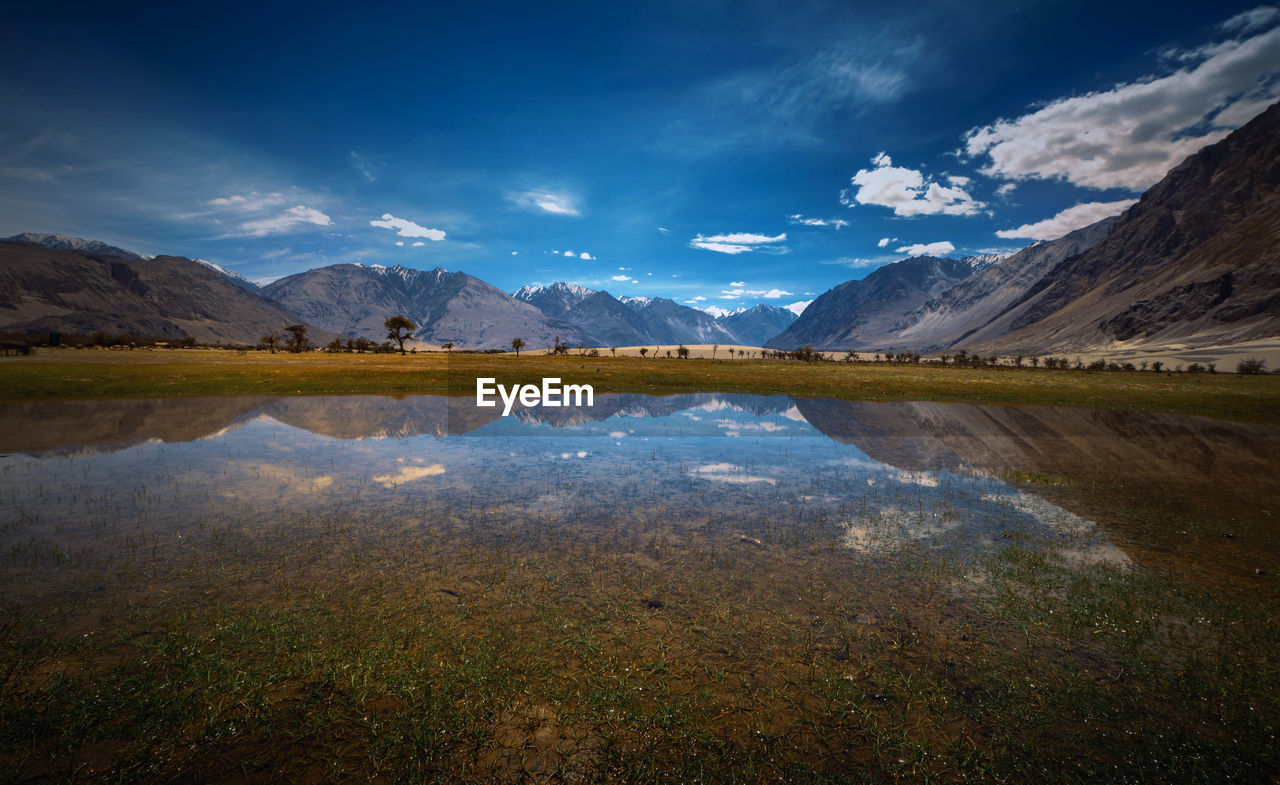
[511,337,526,357]
[260,333,279,353]
[326,338,344,353]
[712,345,718,359]
[1237,357,1268,375]
[551,336,569,356]
[385,315,416,355]
[677,345,690,359]
[284,324,309,353]
[639,348,648,358]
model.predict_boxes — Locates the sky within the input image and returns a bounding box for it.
[1,1,1277,317]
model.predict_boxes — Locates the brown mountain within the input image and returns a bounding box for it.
[0,240,328,344]
[262,263,592,350]
[965,100,1280,355]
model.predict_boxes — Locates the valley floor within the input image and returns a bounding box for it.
[2,347,1278,424]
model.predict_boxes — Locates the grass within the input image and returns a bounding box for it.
[3,347,1280,423]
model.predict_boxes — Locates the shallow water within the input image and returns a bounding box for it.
[2,393,1277,581]
[3,393,1279,781]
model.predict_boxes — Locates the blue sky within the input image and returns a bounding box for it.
[2,1,1277,316]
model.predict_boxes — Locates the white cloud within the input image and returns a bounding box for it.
[996,183,1017,198]
[209,192,286,211]
[844,153,984,216]
[729,280,746,286]
[373,464,445,488]
[241,205,332,236]
[395,241,404,246]
[579,251,594,260]
[895,241,955,256]
[995,199,1137,240]
[370,213,446,240]
[963,21,1280,190]
[787,214,850,229]
[563,250,575,257]
[721,286,794,298]
[412,241,425,247]
[821,256,887,269]
[657,226,671,234]
[511,251,519,255]
[787,300,813,316]
[689,295,707,302]
[876,237,892,247]
[511,189,579,215]
[1221,6,1279,33]
[611,274,633,282]
[690,232,787,254]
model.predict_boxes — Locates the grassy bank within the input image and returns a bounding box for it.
[2,348,1279,423]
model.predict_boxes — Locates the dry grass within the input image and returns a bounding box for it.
[2,347,1279,423]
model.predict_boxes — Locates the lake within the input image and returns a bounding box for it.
[2,394,1278,782]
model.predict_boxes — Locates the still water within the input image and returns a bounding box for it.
[2,394,1279,781]
[2,393,1277,579]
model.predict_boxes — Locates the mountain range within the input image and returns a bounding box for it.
[1,101,1276,355]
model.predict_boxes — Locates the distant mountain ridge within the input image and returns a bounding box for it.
[0,239,332,344]
[516,283,746,346]
[5,232,147,260]
[766,256,983,350]
[263,263,593,350]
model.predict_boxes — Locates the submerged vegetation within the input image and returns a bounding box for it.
[1,403,1277,782]
[2,348,1279,423]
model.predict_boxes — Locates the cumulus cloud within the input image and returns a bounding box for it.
[579,251,594,260]
[787,214,850,229]
[876,237,893,247]
[995,199,1137,240]
[895,240,955,256]
[786,300,813,316]
[242,205,332,236]
[963,19,1280,190]
[843,153,984,216]
[511,189,579,215]
[691,232,787,254]
[995,183,1017,198]
[370,213,446,240]
[412,241,425,247]
[611,274,633,282]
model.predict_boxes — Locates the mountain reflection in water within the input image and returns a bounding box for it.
[2,393,1278,577]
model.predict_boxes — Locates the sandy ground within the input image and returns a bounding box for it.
[406,340,1279,372]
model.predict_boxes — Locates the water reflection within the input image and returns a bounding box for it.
[2,393,1278,575]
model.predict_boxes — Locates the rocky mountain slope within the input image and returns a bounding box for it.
[716,304,798,346]
[890,219,1118,352]
[4,232,146,260]
[766,256,981,350]
[263,263,591,350]
[0,240,328,344]
[518,283,744,347]
[964,100,1280,355]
